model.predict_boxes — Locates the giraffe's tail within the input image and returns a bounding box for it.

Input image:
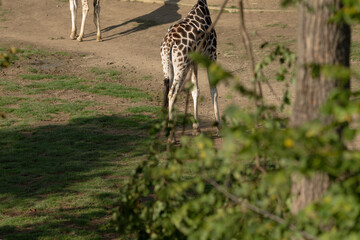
[162,44,173,111]
[163,78,170,110]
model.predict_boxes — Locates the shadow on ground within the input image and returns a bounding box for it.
[0,114,156,239]
[88,0,181,41]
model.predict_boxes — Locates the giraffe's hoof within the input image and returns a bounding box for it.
[97,36,102,42]
[70,32,77,40]
[168,137,176,144]
[192,128,201,136]
[77,37,83,42]
[214,129,221,138]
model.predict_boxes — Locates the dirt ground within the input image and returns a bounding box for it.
[0,0,300,134]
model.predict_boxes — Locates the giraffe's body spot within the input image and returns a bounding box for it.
[173,33,181,39]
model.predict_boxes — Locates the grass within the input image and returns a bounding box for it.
[142,75,153,80]
[126,105,161,114]
[18,46,51,58]
[0,46,63,67]
[267,38,296,48]
[0,79,21,92]
[28,67,38,73]
[91,67,122,80]
[0,115,153,239]
[0,99,97,121]
[21,76,88,95]
[0,46,162,239]
[89,82,151,101]
[265,23,288,28]
[15,73,151,101]
[0,7,9,22]
[0,96,28,107]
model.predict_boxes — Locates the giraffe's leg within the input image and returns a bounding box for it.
[190,64,200,135]
[168,62,189,143]
[69,0,77,39]
[207,70,221,136]
[77,0,89,42]
[93,0,102,42]
[206,46,221,136]
[167,81,180,143]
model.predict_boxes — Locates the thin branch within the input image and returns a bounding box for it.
[205,177,316,240]
[255,155,267,174]
[238,0,263,106]
[265,80,282,103]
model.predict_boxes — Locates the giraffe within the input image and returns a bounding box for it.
[69,0,102,42]
[160,0,221,142]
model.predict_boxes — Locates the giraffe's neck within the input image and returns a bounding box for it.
[186,0,211,29]
[189,0,210,17]
[197,0,207,6]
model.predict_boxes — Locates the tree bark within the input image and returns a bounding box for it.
[290,0,350,215]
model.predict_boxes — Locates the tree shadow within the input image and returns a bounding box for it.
[88,0,181,41]
[0,114,155,239]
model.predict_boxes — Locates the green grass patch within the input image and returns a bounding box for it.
[0,80,21,92]
[268,38,296,48]
[12,73,151,101]
[18,46,51,58]
[0,46,164,238]
[0,7,9,22]
[126,105,161,114]
[265,23,288,28]
[20,73,62,80]
[28,67,38,73]
[0,96,28,107]
[22,76,88,94]
[0,51,161,236]
[14,47,69,59]
[91,67,122,80]
[0,114,153,239]
[89,82,151,101]
[0,73,157,239]
[142,75,153,80]
[0,99,97,121]
[55,51,68,56]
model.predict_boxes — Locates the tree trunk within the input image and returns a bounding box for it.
[290,0,350,215]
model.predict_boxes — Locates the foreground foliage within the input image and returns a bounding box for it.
[114,87,359,239]
[113,1,360,238]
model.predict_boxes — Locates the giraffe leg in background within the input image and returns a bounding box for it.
[69,0,77,39]
[168,61,190,143]
[77,0,89,42]
[93,0,102,42]
[207,69,221,136]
